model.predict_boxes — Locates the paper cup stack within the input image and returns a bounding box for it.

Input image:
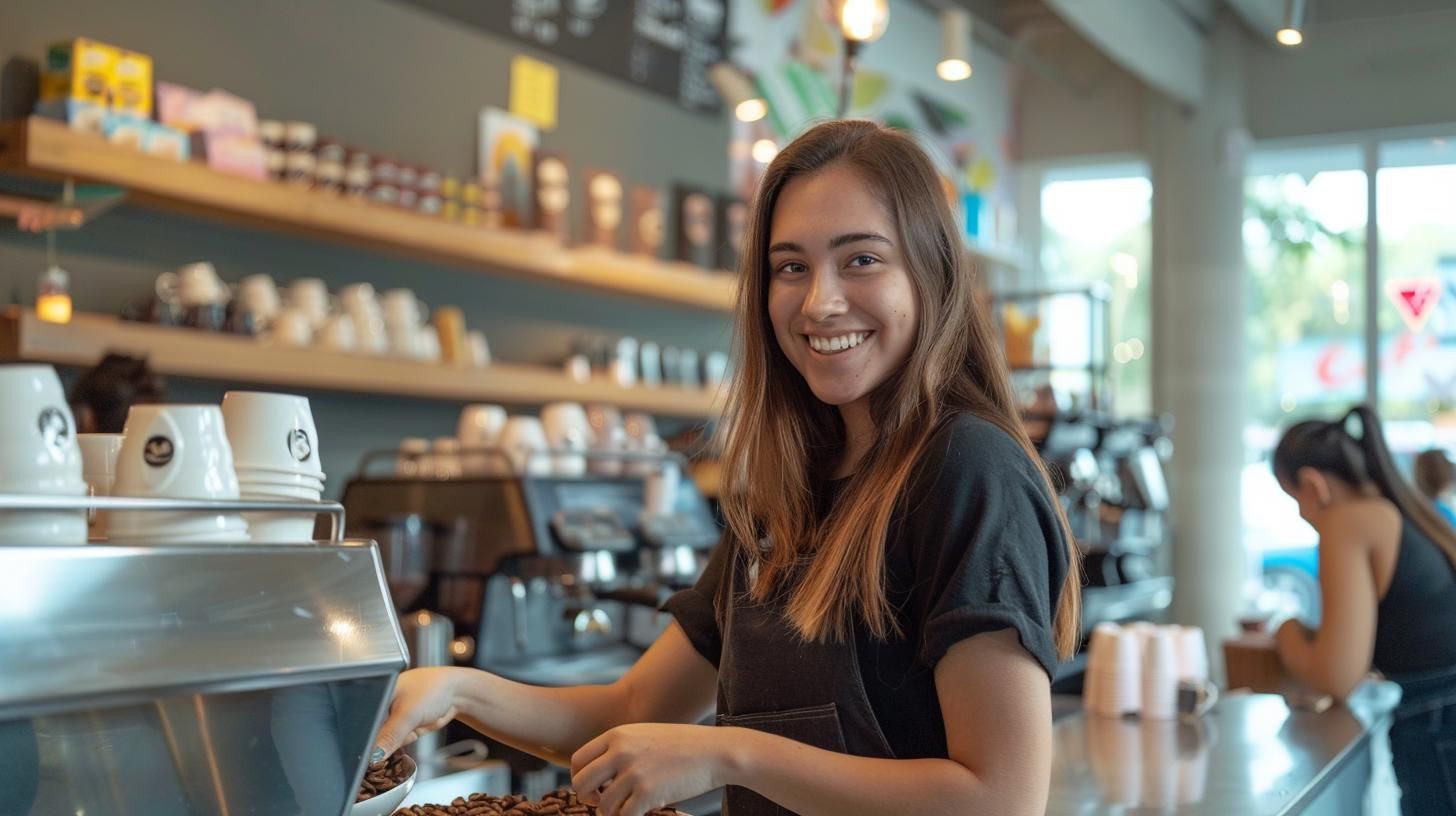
[77,433,123,538]
[0,365,87,544]
[222,391,325,544]
[108,404,249,543]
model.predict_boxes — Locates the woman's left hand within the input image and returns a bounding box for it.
[571,723,736,816]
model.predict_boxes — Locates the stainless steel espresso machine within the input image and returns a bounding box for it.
[0,495,408,816]
[341,449,721,686]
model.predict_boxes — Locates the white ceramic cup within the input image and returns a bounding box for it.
[354,312,389,354]
[318,314,358,352]
[541,402,590,478]
[382,288,428,327]
[585,404,626,476]
[109,404,246,541]
[338,282,379,316]
[458,405,508,475]
[0,365,86,544]
[78,433,124,538]
[387,323,419,358]
[0,365,86,494]
[157,262,228,308]
[269,308,314,348]
[1097,628,1142,718]
[499,416,550,477]
[416,329,441,362]
[238,274,281,323]
[468,330,491,367]
[622,412,664,477]
[286,278,333,328]
[221,392,324,478]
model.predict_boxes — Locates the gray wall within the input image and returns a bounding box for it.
[1,0,735,495]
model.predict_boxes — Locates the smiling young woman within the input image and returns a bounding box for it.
[372,120,1081,816]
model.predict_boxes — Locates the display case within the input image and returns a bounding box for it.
[0,495,408,816]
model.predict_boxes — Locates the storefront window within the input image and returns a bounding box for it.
[1241,146,1367,617]
[1376,139,1456,458]
[1039,165,1152,416]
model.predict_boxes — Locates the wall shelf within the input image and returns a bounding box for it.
[0,117,737,313]
[0,310,722,419]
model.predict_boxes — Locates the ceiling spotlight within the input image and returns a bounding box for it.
[937,9,972,82]
[1277,0,1306,46]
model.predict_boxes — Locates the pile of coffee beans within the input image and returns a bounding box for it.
[389,788,681,815]
[357,752,415,802]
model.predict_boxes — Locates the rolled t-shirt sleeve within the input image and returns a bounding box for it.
[662,534,730,668]
[910,416,1070,679]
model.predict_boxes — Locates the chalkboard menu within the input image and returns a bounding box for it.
[395,0,727,114]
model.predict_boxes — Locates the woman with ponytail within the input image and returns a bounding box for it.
[1273,404,1456,814]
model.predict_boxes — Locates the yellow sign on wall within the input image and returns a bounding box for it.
[510,54,559,131]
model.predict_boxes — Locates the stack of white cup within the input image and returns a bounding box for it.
[340,282,389,354]
[1141,627,1181,720]
[1087,624,1143,718]
[222,391,325,544]
[77,433,123,539]
[0,365,87,545]
[382,288,430,359]
[108,404,249,544]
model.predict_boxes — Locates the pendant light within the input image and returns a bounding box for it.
[937,8,972,82]
[1277,0,1306,46]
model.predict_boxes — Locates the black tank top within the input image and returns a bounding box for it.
[1373,515,1456,676]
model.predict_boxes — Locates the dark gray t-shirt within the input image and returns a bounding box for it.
[665,413,1069,759]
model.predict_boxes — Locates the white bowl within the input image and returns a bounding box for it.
[353,762,416,816]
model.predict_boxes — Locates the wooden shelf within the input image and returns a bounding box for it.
[0,310,722,419]
[0,118,736,312]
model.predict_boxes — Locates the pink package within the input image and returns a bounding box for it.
[195,132,267,180]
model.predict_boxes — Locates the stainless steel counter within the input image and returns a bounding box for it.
[1046,683,1401,815]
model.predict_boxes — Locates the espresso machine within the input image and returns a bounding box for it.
[340,448,721,688]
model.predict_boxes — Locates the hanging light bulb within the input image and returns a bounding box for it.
[834,0,890,44]
[937,9,972,82]
[708,63,768,123]
[751,139,779,164]
[1277,0,1306,46]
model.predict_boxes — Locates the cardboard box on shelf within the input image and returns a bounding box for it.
[111,49,153,117]
[39,38,118,106]
[143,123,190,162]
[103,114,148,151]
[33,98,108,136]
[192,131,267,180]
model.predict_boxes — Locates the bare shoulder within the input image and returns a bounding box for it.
[1319,498,1401,551]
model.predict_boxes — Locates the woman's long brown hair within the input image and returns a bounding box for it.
[718,120,1083,659]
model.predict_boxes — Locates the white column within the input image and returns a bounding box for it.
[1147,10,1249,677]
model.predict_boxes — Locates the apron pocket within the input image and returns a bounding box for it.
[716,703,848,816]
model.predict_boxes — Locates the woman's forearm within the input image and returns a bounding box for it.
[447,668,630,766]
[721,727,1043,816]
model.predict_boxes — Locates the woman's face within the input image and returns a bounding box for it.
[767,163,918,408]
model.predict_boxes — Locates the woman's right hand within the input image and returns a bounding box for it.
[372,667,462,760]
